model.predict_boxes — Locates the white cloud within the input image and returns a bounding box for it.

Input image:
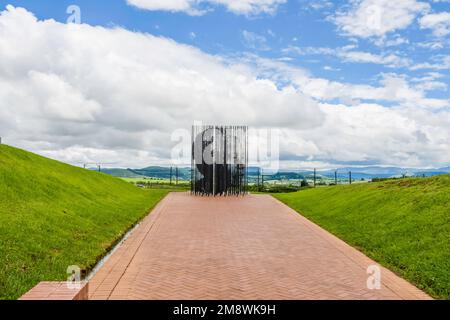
[128,0,192,12]
[126,0,286,16]
[334,0,430,38]
[241,30,270,51]
[284,102,450,167]
[284,43,450,71]
[1,6,449,169]
[300,0,333,11]
[410,72,448,92]
[339,51,410,67]
[373,35,409,47]
[243,55,449,107]
[296,73,449,109]
[410,55,450,70]
[323,65,340,71]
[213,55,450,167]
[0,6,321,167]
[283,45,411,68]
[272,101,450,169]
[417,40,445,50]
[419,12,450,37]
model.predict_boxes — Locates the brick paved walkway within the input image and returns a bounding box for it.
[89,192,430,300]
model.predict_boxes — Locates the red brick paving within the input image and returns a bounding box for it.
[20,281,89,300]
[89,192,430,300]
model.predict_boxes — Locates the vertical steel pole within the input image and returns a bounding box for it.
[191,126,195,195]
[261,168,264,190]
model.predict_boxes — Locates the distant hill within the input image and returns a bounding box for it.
[0,144,169,299]
[129,166,191,180]
[90,166,191,180]
[99,164,450,181]
[264,172,305,180]
[319,166,450,180]
[247,166,260,175]
[99,168,143,178]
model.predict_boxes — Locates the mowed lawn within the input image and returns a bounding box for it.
[274,175,450,300]
[0,145,170,299]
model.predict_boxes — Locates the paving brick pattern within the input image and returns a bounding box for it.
[89,193,430,300]
[20,282,89,300]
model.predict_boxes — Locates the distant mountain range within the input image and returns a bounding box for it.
[96,165,450,181]
[319,166,450,180]
[99,167,191,180]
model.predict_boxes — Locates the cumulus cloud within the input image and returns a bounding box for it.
[333,0,430,38]
[0,6,449,169]
[410,54,450,70]
[294,73,449,109]
[283,45,411,68]
[0,5,321,167]
[372,35,410,47]
[420,12,450,37]
[280,102,450,168]
[237,56,450,167]
[126,0,286,16]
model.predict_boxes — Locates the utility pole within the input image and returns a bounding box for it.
[170,166,173,185]
[261,169,264,191]
[349,171,352,185]
[256,170,259,191]
[176,167,179,185]
[257,168,261,191]
[313,168,316,187]
[335,170,338,185]
[299,169,302,187]
[98,165,101,173]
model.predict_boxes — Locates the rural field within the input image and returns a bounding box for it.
[274,176,450,299]
[121,177,190,189]
[0,145,170,300]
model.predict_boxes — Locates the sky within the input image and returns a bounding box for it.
[0,0,449,169]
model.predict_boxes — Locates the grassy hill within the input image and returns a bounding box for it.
[274,175,450,299]
[98,168,144,178]
[0,145,170,300]
[129,166,191,180]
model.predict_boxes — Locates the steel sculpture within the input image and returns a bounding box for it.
[191,125,248,196]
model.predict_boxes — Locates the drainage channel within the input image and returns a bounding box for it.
[85,223,141,282]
